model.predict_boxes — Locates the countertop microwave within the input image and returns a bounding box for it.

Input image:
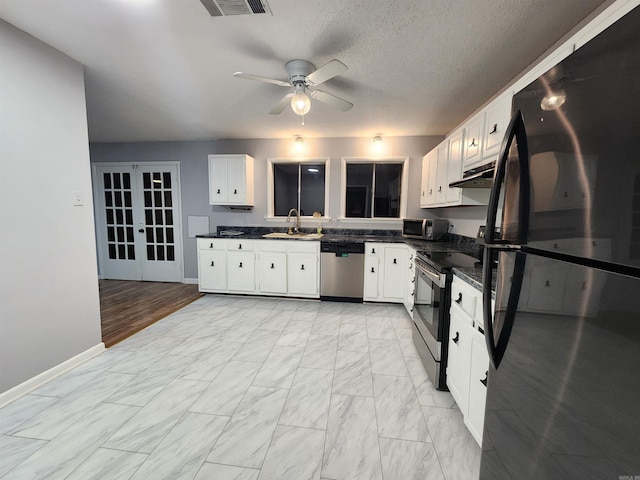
[402,218,449,240]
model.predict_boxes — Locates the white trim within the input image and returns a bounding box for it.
[266,158,331,219]
[0,343,105,408]
[340,157,409,220]
[183,277,199,285]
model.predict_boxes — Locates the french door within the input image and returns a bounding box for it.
[93,162,183,282]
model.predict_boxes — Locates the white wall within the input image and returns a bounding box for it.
[90,135,443,279]
[0,20,102,394]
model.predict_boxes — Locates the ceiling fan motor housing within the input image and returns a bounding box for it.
[286,60,315,85]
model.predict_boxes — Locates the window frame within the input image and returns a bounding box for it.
[340,157,409,223]
[266,158,331,221]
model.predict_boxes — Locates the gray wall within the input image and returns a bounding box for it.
[90,136,443,279]
[0,20,102,394]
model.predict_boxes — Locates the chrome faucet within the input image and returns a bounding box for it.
[286,208,301,234]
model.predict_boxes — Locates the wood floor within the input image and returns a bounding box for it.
[99,280,203,348]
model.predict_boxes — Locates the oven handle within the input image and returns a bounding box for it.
[416,262,445,288]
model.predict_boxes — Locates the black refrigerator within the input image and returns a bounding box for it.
[480,5,640,479]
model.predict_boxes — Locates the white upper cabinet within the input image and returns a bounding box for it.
[462,114,485,169]
[445,129,464,204]
[482,92,513,161]
[208,154,254,206]
[420,149,438,208]
[435,140,450,204]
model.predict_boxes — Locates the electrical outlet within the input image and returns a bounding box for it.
[73,191,84,206]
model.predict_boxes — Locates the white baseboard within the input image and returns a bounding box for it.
[183,277,198,285]
[0,343,105,408]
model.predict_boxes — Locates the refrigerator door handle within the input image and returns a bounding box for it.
[485,109,531,246]
[483,249,527,369]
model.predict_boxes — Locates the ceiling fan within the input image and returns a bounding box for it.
[234,59,353,123]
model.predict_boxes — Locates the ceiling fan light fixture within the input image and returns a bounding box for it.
[291,86,311,116]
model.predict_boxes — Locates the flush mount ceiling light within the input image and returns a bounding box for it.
[540,90,566,111]
[294,136,304,151]
[373,135,383,151]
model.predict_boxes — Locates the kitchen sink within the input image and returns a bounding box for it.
[262,232,324,240]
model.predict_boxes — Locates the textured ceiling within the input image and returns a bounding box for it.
[0,0,609,142]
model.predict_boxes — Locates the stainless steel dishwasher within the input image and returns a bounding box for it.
[320,241,365,302]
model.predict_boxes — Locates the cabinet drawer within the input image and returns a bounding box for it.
[364,242,383,256]
[198,238,226,250]
[258,240,288,252]
[227,240,255,251]
[287,242,319,253]
[451,276,481,320]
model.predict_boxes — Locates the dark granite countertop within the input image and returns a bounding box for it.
[453,266,497,299]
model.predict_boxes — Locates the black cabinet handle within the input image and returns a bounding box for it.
[545,280,551,287]
[138,228,144,233]
[238,244,242,249]
[210,261,214,267]
[216,189,221,194]
[438,186,442,192]
[209,242,213,248]
[453,332,459,344]
[393,258,397,264]
[372,248,375,254]
[428,189,432,195]
[481,371,488,387]
[271,263,275,269]
[239,262,243,268]
[455,292,462,304]
[233,189,237,194]
[489,123,497,135]
[300,264,305,270]
[371,267,375,273]
[469,138,477,147]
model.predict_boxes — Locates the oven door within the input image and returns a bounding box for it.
[413,259,448,360]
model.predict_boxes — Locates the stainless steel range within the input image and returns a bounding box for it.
[411,247,478,390]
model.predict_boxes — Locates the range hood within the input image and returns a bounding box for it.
[449,161,496,188]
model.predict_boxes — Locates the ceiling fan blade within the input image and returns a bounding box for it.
[306,59,348,86]
[233,72,291,87]
[310,89,353,112]
[269,93,294,114]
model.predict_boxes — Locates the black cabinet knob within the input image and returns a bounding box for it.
[239,262,243,268]
[455,292,462,304]
[271,263,275,269]
[216,189,221,194]
[210,261,214,267]
[238,244,242,249]
[301,264,305,270]
[481,371,488,387]
[138,228,144,233]
[372,248,376,254]
[209,242,213,248]
[452,332,459,344]
[393,258,397,264]
[371,267,375,273]
[233,189,237,194]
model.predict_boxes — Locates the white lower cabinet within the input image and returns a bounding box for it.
[197,238,319,298]
[226,251,256,293]
[447,275,490,446]
[258,251,287,295]
[364,242,410,303]
[287,252,319,297]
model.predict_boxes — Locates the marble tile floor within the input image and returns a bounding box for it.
[0,295,481,480]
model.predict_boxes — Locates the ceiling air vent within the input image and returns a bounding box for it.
[200,0,271,17]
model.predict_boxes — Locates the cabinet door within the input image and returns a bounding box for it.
[364,255,380,300]
[382,246,407,301]
[198,250,227,291]
[462,114,484,169]
[446,129,464,204]
[466,328,490,446]
[208,157,228,204]
[226,157,247,205]
[259,252,287,294]
[227,251,256,292]
[420,151,436,208]
[482,93,512,160]
[287,252,318,297]
[435,140,449,204]
[447,305,472,414]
